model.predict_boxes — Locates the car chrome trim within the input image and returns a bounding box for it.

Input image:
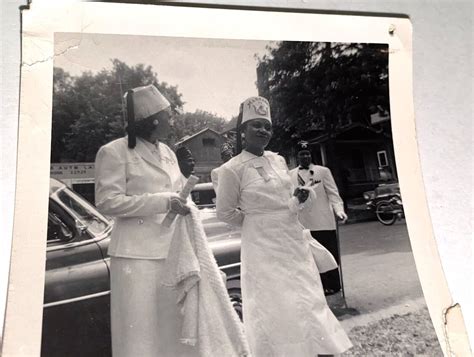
[219,262,241,270]
[46,228,111,252]
[45,263,240,308]
[44,291,110,308]
[50,188,113,234]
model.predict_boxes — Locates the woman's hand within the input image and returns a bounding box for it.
[169,196,191,216]
[293,187,310,204]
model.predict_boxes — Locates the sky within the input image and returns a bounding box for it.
[54,33,272,120]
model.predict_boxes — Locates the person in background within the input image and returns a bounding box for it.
[94,84,197,357]
[176,146,196,179]
[220,142,235,163]
[210,140,235,191]
[289,141,348,296]
[216,96,352,356]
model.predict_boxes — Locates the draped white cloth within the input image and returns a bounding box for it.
[162,206,251,357]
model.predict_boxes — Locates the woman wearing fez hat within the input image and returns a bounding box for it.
[94,84,197,356]
[216,96,352,356]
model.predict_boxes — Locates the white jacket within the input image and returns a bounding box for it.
[289,164,344,231]
[95,137,184,259]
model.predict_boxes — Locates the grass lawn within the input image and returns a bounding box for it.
[342,307,443,356]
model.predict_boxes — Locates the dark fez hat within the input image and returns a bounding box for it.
[297,140,311,152]
[176,146,193,161]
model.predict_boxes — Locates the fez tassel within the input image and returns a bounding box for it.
[126,89,136,149]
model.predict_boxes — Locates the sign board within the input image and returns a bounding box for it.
[50,163,95,181]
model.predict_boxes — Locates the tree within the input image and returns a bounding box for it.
[52,60,184,162]
[173,110,227,142]
[256,41,390,159]
[51,68,79,162]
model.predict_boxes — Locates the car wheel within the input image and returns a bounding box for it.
[375,201,397,225]
[228,288,243,321]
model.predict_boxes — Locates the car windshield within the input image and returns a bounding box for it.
[191,185,216,209]
[375,183,400,196]
[52,187,111,235]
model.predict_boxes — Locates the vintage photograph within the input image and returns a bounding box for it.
[40,32,443,356]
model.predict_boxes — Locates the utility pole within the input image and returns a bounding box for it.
[117,74,127,124]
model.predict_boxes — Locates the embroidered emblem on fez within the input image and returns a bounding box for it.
[299,140,309,149]
[247,97,269,116]
[255,103,268,116]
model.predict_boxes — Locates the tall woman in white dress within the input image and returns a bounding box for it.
[216,96,352,357]
[95,85,198,357]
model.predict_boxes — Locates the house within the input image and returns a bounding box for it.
[175,128,226,183]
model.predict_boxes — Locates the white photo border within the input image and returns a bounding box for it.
[3,1,460,355]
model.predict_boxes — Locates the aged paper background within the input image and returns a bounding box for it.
[1,0,472,355]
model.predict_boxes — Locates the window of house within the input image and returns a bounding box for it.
[202,138,216,147]
[377,150,388,167]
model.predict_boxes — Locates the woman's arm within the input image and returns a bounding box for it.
[216,165,244,226]
[94,145,178,217]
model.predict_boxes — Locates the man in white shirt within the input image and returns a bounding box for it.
[289,141,348,295]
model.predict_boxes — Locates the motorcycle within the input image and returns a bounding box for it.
[363,183,404,225]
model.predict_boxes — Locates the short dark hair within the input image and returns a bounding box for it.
[126,111,169,145]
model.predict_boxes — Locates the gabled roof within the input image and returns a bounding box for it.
[175,127,222,146]
[306,122,391,145]
[222,116,238,134]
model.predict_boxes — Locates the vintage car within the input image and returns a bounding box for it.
[363,182,404,225]
[42,179,241,356]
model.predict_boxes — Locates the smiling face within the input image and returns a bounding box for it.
[242,118,273,152]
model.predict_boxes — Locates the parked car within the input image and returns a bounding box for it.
[363,182,404,225]
[42,179,241,356]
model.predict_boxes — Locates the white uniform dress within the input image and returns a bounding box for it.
[216,150,352,357]
[95,137,198,357]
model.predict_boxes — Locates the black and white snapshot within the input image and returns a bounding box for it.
[43,33,442,356]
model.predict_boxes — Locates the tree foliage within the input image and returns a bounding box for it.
[52,60,184,162]
[256,42,390,152]
[173,110,227,143]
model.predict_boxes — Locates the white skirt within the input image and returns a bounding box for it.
[241,211,352,356]
[110,257,198,357]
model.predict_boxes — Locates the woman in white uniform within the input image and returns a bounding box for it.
[95,85,198,357]
[216,96,352,357]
